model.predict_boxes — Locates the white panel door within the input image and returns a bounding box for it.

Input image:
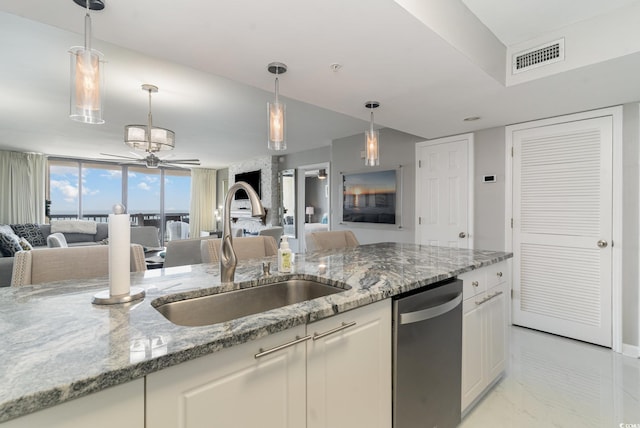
[512,116,613,347]
[416,135,471,248]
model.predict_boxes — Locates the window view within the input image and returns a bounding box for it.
[48,159,192,243]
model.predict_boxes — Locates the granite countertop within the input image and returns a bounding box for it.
[0,242,512,423]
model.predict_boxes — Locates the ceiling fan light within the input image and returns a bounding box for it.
[124,84,175,152]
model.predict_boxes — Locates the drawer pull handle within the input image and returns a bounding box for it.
[255,335,312,358]
[475,291,504,306]
[496,272,503,278]
[472,281,479,287]
[313,321,357,340]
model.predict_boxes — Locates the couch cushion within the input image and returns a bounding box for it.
[10,223,47,247]
[0,231,23,257]
[47,233,68,248]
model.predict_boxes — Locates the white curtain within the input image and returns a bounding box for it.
[0,151,46,224]
[189,168,217,238]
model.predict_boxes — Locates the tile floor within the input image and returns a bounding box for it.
[460,326,640,428]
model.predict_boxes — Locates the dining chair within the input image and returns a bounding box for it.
[11,244,146,286]
[308,230,359,251]
[200,236,278,264]
[163,236,218,268]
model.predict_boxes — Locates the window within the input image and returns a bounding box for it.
[48,158,191,243]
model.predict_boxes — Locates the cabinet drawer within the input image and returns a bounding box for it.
[460,269,486,300]
[485,261,507,289]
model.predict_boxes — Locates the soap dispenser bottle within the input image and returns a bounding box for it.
[278,236,292,273]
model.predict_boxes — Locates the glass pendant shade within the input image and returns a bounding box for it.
[124,125,175,151]
[365,129,380,166]
[364,102,380,166]
[268,101,286,150]
[69,12,104,124]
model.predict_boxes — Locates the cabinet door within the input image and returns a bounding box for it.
[307,300,391,428]
[3,379,144,428]
[146,325,306,428]
[485,284,507,382]
[461,296,485,412]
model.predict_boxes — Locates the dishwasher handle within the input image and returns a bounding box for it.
[399,293,463,325]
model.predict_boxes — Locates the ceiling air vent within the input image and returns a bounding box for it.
[512,38,564,74]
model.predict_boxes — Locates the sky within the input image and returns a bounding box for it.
[49,163,191,216]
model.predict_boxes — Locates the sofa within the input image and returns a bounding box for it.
[0,223,109,287]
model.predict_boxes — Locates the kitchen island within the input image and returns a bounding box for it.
[0,242,511,425]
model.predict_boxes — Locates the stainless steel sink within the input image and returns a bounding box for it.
[153,279,349,327]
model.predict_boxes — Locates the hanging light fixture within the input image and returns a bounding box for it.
[317,169,327,180]
[364,101,380,166]
[267,62,287,151]
[69,0,105,124]
[124,84,175,152]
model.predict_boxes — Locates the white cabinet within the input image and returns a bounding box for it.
[307,300,391,428]
[146,300,391,428]
[146,325,307,428]
[459,261,508,413]
[2,379,144,428]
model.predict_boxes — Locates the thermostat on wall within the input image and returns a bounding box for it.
[483,175,497,183]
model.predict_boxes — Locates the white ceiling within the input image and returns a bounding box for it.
[1,0,640,169]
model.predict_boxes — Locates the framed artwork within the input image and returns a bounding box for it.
[341,169,399,225]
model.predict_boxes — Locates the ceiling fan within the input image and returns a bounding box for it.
[99,151,200,169]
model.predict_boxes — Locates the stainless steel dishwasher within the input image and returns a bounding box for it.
[393,277,463,428]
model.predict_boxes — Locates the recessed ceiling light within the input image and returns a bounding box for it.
[463,116,481,122]
[330,63,342,72]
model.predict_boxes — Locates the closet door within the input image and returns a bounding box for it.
[512,116,613,347]
[415,134,472,248]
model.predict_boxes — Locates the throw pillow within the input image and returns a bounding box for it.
[18,237,33,251]
[0,231,23,257]
[0,224,15,236]
[10,223,46,247]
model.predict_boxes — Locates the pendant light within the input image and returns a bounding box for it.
[69,0,105,124]
[124,84,175,152]
[318,169,327,180]
[365,101,380,166]
[267,62,287,151]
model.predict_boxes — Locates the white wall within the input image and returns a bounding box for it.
[622,103,639,348]
[473,127,506,251]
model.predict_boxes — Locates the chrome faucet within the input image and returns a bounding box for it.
[220,181,266,282]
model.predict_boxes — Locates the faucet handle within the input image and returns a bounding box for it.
[262,262,271,276]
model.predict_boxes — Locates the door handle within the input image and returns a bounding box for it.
[597,240,608,248]
[399,293,463,325]
[459,232,466,238]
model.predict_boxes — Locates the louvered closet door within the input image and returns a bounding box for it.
[512,116,612,347]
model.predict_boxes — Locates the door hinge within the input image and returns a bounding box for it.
[511,218,513,228]
[511,289,514,299]
[418,160,422,168]
[418,216,422,225]
[511,146,514,157]
[611,240,614,247]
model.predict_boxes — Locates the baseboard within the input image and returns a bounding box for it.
[622,343,640,358]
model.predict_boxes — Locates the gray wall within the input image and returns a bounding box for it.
[473,127,506,251]
[622,103,639,347]
[280,146,330,171]
[305,176,328,223]
[330,128,422,245]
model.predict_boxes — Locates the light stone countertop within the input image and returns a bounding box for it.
[0,242,512,423]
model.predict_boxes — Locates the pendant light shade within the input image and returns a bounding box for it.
[124,84,175,152]
[267,62,287,151]
[318,168,327,180]
[365,101,380,166]
[69,1,105,124]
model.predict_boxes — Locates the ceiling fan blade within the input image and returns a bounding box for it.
[164,158,200,163]
[100,153,140,160]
